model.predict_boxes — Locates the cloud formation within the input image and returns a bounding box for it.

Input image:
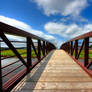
[44,22,92,38]
[33,0,88,16]
[0,15,57,47]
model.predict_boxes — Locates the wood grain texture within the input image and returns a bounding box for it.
[11,50,92,92]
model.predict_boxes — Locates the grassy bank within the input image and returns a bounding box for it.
[73,50,92,59]
[1,49,43,58]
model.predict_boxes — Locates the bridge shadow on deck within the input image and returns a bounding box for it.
[12,50,55,92]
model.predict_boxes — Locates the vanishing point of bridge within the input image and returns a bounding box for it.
[0,22,92,92]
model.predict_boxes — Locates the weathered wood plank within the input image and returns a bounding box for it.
[11,50,92,92]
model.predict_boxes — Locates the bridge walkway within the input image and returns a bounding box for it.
[12,50,92,92]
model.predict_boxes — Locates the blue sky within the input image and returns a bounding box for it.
[0,0,92,48]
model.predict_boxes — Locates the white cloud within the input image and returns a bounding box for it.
[60,16,89,23]
[33,0,88,16]
[44,22,92,38]
[0,15,57,47]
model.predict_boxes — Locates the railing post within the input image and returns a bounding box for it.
[43,41,45,56]
[84,37,89,67]
[0,42,3,92]
[68,42,70,53]
[27,37,32,67]
[75,40,78,59]
[71,41,73,56]
[38,40,41,61]
[46,42,48,54]
[0,32,28,68]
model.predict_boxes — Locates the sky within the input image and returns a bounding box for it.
[0,0,92,48]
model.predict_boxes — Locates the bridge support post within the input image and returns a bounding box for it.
[68,42,70,53]
[0,42,3,92]
[46,42,48,54]
[71,41,73,56]
[75,40,78,59]
[84,37,89,67]
[38,40,41,61]
[43,41,45,57]
[27,37,32,68]
[0,32,28,68]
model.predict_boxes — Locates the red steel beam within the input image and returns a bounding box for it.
[27,37,32,67]
[2,64,23,77]
[3,56,45,92]
[38,40,41,61]
[76,40,84,59]
[0,32,28,68]
[0,42,3,92]
[84,37,89,67]
[0,22,53,44]
[70,41,73,55]
[66,31,92,42]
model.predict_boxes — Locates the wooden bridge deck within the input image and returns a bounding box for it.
[12,50,92,92]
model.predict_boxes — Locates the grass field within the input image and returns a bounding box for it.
[73,50,92,59]
[1,49,43,58]
[1,49,92,59]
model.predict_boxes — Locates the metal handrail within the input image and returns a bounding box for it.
[0,22,56,92]
[60,31,92,69]
[65,31,92,42]
[0,22,54,46]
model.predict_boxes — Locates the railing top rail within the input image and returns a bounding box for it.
[0,22,52,44]
[66,31,92,42]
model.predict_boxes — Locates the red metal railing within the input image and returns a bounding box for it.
[0,22,56,92]
[60,31,92,69]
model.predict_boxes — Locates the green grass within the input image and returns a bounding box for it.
[1,49,26,56]
[1,49,43,58]
[73,50,92,59]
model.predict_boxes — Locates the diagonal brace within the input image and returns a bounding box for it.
[39,41,45,57]
[0,32,28,68]
[76,41,84,59]
[87,58,92,68]
[31,39,38,58]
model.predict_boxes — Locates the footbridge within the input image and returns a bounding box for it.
[0,22,92,92]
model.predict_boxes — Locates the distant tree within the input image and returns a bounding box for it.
[90,45,92,48]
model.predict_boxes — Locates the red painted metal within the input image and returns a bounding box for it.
[27,37,32,67]
[75,40,78,59]
[62,50,92,80]
[66,31,92,42]
[0,41,26,43]
[31,39,39,58]
[84,37,89,67]
[87,60,92,68]
[0,32,28,68]
[38,40,41,61]
[2,60,20,69]
[43,41,46,56]
[68,52,92,79]
[2,64,23,77]
[0,22,56,92]
[70,41,73,55]
[76,41,84,59]
[0,22,53,44]
[0,42,3,92]
[3,56,46,92]
[61,32,92,68]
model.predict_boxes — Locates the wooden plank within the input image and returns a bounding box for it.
[11,50,92,92]
[12,89,92,92]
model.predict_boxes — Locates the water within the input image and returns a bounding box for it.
[2,58,20,67]
[1,57,37,83]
